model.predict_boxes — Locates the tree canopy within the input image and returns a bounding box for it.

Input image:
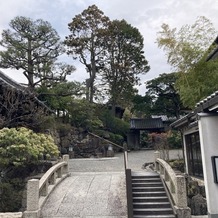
[65,5,149,105]
[156,16,218,108]
[0,16,73,89]
[145,72,186,118]
[132,72,185,118]
[65,5,110,102]
[101,19,150,110]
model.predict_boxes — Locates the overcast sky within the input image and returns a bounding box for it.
[0,0,218,95]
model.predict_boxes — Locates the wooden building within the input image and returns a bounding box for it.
[0,70,52,129]
[127,118,165,149]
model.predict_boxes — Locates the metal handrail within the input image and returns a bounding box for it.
[88,131,124,150]
[123,145,133,218]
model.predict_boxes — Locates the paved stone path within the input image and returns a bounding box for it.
[41,149,182,218]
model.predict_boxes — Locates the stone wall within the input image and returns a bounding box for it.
[50,127,114,158]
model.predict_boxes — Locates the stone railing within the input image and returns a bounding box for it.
[23,155,69,218]
[0,212,23,218]
[154,151,191,218]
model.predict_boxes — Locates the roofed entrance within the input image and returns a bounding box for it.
[127,118,165,149]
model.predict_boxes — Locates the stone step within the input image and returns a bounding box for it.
[133,191,166,197]
[133,215,176,218]
[133,196,169,202]
[132,182,163,187]
[132,178,161,183]
[133,208,174,215]
[132,175,160,179]
[133,202,171,208]
[132,171,160,178]
[132,187,165,192]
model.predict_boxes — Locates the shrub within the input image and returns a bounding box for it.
[0,127,59,167]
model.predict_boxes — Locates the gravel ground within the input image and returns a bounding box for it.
[68,149,183,172]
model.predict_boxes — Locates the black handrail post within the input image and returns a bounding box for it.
[126,168,133,218]
[123,142,133,218]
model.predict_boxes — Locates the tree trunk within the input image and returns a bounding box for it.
[27,39,34,88]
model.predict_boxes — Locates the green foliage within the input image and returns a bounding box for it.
[68,99,103,130]
[132,73,186,118]
[108,133,124,145]
[168,159,184,172]
[102,19,150,108]
[99,109,129,136]
[176,59,218,108]
[0,16,65,88]
[93,129,124,145]
[131,94,153,117]
[0,127,59,167]
[0,178,25,212]
[146,72,186,118]
[37,81,84,113]
[122,108,132,122]
[65,5,149,104]
[157,16,217,73]
[156,16,218,108]
[35,115,56,132]
[65,5,110,102]
[167,130,182,149]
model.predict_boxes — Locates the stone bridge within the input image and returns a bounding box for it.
[21,149,182,218]
[40,150,182,218]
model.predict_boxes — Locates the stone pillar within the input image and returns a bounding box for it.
[174,175,191,218]
[175,175,187,207]
[63,154,69,174]
[198,113,218,218]
[154,151,160,171]
[107,144,114,157]
[24,179,40,218]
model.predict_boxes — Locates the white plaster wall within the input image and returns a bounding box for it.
[183,134,189,174]
[198,113,218,215]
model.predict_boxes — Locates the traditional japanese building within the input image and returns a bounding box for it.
[171,36,218,218]
[0,70,52,129]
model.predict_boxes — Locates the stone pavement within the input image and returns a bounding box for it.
[41,149,182,218]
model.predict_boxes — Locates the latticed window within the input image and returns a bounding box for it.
[185,132,203,178]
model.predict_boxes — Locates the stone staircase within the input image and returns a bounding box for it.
[131,171,176,218]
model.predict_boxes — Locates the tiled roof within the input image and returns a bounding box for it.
[171,90,218,129]
[0,70,27,91]
[0,70,53,112]
[130,118,164,130]
[195,90,218,113]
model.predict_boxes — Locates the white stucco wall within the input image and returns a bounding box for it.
[198,113,218,217]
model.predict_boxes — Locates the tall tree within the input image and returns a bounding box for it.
[37,81,85,118]
[156,16,218,108]
[156,16,216,73]
[131,94,153,118]
[0,16,65,89]
[65,5,110,102]
[102,19,150,111]
[145,73,186,118]
[177,56,218,108]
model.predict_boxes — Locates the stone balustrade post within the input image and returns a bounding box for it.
[154,151,160,171]
[63,154,69,173]
[50,172,56,185]
[24,179,40,218]
[41,180,48,196]
[57,167,63,178]
[175,175,187,208]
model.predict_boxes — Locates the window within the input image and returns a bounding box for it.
[185,132,203,177]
